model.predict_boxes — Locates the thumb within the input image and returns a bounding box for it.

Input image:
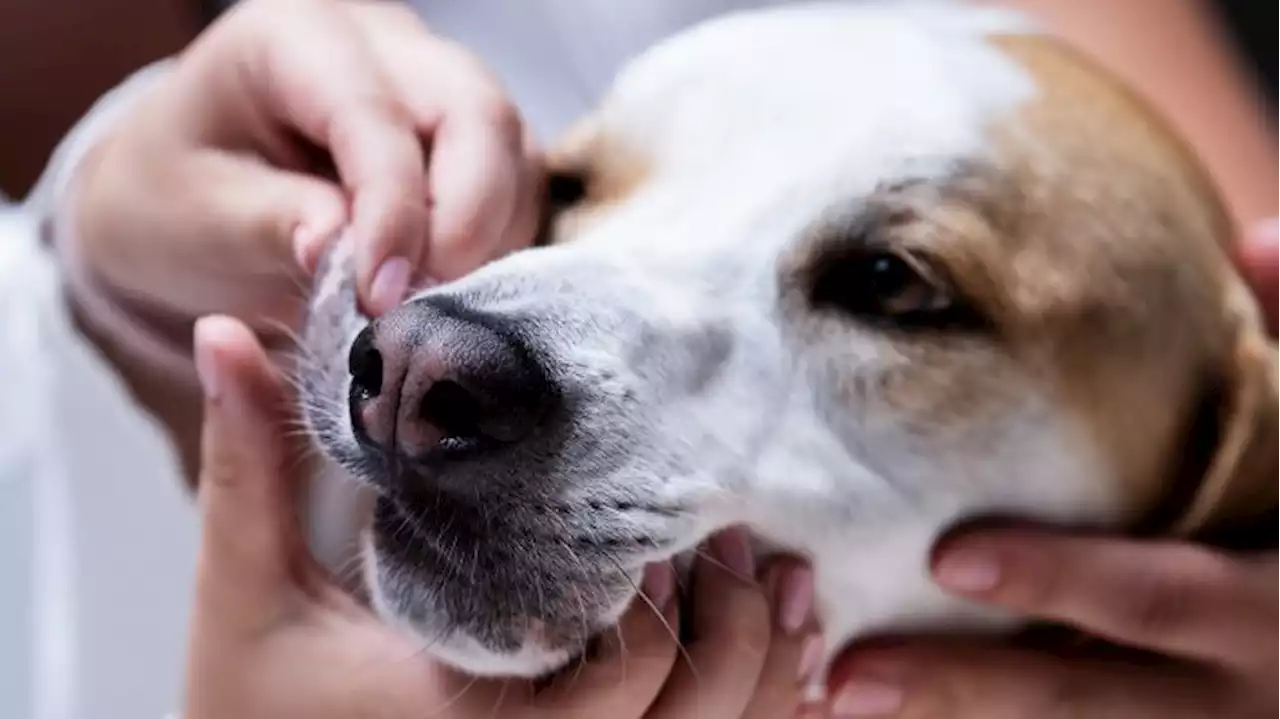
[192,151,348,278]
[192,315,306,630]
[1239,218,1278,336]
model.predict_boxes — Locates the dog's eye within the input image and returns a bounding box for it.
[810,248,963,329]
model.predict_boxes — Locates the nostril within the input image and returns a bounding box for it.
[349,327,383,399]
[418,380,483,440]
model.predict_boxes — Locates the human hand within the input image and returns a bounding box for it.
[1238,219,1277,334]
[185,314,817,719]
[74,0,541,337]
[821,528,1276,718]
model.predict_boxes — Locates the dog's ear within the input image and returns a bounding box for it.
[1167,279,1278,544]
[533,119,597,248]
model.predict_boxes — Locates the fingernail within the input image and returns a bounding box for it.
[193,317,221,401]
[777,565,816,635]
[642,563,675,608]
[709,527,755,578]
[292,225,320,270]
[934,549,1001,594]
[370,257,412,312]
[1249,217,1278,244]
[798,634,825,682]
[292,207,345,271]
[831,678,904,717]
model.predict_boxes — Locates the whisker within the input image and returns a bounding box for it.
[604,554,695,686]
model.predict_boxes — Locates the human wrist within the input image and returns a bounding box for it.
[31,59,199,390]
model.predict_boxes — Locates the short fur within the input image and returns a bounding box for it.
[297,1,1277,689]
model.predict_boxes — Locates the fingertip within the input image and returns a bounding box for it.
[368,257,412,314]
[1246,217,1278,247]
[931,545,1003,596]
[1240,219,1278,277]
[765,560,816,637]
[616,563,681,648]
[928,522,1059,598]
[352,192,430,315]
[641,561,677,609]
[193,315,260,398]
[823,643,915,705]
[707,525,756,579]
[292,200,348,274]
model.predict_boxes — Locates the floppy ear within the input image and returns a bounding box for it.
[1167,280,1278,544]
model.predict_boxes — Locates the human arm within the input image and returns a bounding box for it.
[26,0,545,481]
[983,0,1277,228]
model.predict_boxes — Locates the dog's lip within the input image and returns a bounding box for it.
[352,432,512,477]
[419,434,512,464]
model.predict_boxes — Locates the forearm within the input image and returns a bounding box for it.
[27,59,204,486]
[984,0,1277,228]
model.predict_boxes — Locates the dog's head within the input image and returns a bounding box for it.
[300,3,1276,678]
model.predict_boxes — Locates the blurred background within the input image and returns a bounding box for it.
[0,0,1274,199]
[0,2,1274,719]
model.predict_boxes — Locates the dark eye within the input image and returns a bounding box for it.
[545,170,588,209]
[809,248,967,329]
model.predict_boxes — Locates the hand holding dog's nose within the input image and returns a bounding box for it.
[71,0,542,350]
[821,528,1276,718]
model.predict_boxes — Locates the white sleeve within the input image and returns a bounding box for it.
[22,59,201,387]
[1,59,199,719]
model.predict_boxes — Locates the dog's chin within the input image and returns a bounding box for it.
[358,498,645,679]
[364,557,641,678]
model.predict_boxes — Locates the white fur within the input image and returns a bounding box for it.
[304,2,1127,683]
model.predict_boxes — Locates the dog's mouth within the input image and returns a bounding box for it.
[298,239,712,677]
[362,486,658,677]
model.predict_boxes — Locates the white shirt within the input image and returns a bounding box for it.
[0,3,816,718]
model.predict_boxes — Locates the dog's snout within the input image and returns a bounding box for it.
[348,297,555,460]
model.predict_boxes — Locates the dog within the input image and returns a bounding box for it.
[297,1,1277,687]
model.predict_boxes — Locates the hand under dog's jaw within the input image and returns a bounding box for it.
[361,493,652,678]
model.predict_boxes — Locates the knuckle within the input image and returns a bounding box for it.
[469,90,525,140]
[200,450,248,492]
[1039,680,1096,719]
[714,584,772,649]
[1113,548,1232,636]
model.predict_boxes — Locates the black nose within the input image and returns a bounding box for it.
[348,296,556,459]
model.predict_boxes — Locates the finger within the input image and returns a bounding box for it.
[530,563,681,718]
[742,559,822,719]
[182,152,347,320]
[647,527,771,719]
[493,132,547,261]
[347,24,530,282]
[1239,218,1278,335]
[192,315,302,630]
[423,95,527,280]
[930,528,1275,666]
[230,0,430,314]
[825,641,1224,719]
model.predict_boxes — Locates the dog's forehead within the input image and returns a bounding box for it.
[557,4,1231,341]
[592,5,1034,203]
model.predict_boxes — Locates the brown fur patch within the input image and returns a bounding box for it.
[544,119,652,242]
[983,34,1277,532]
